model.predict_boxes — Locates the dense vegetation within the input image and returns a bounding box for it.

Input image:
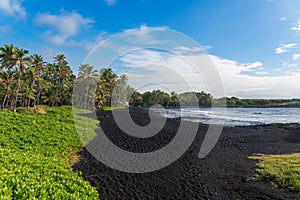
[217,97,300,107]
[0,44,75,109]
[128,91,300,108]
[1,44,299,110]
[0,106,99,199]
[74,65,130,110]
[0,45,130,110]
[128,90,212,107]
[250,153,300,192]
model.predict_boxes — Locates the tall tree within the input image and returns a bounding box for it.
[0,44,15,70]
[13,48,32,109]
[96,68,117,107]
[112,74,128,107]
[31,54,46,107]
[0,70,15,108]
[53,54,69,106]
[77,64,99,109]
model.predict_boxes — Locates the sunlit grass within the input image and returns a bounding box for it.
[249,153,300,192]
[102,105,126,111]
[73,107,99,145]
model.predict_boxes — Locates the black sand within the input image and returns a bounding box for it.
[73,108,300,200]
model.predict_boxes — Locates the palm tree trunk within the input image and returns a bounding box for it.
[84,83,90,109]
[14,76,21,109]
[34,88,41,107]
[2,84,10,109]
[28,98,31,107]
[27,80,35,107]
[2,93,7,109]
[21,96,26,107]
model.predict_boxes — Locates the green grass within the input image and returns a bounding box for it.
[250,153,300,192]
[73,107,99,145]
[0,106,99,199]
[102,105,126,111]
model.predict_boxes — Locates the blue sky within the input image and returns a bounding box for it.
[1,0,300,98]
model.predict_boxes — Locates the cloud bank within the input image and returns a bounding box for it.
[0,0,26,18]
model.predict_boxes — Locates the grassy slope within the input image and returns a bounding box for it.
[0,106,99,199]
[250,153,300,192]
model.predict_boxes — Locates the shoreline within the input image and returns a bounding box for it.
[74,108,300,199]
[134,105,300,109]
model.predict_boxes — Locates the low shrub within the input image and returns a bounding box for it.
[0,106,99,199]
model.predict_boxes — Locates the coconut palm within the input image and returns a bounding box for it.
[77,64,99,109]
[54,54,68,85]
[52,54,74,106]
[0,70,15,108]
[0,44,15,70]
[31,54,46,107]
[98,68,117,107]
[112,74,128,106]
[13,48,32,109]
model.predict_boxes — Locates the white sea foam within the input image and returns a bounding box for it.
[155,107,300,126]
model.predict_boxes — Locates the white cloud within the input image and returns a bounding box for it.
[291,19,300,32]
[173,46,204,55]
[207,55,300,98]
[117,49,300,98]
[240,61,263,71]
[293,54,300,61]
[255,71,268,75]
[123,24,169,45]
[104,0,116,6]
[204,45,212,50]
[35,10,94,45]
[275,43,298,54]
[280,17,287,21]
[84,25,300,98]
[0,0,26,18]
[279,60,298,68]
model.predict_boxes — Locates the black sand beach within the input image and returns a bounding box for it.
[73,108,300,200]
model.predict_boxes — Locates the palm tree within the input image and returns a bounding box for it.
[0,44,15,70]
[54,54,68,85]
[31,54,46,107]
[0,70,15,108]
[13,48,32,109]
[112,74,128,106]
[53,54,72,106]
[98,68,117,107]
[77,64,99,109]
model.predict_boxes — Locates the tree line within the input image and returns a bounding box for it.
[0,44,74,109]
[2,44,299,110]
[73,65,213,109]
[0,44,131,110]
[73,65,131,110]
[128,90,212,108]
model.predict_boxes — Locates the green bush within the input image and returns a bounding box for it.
[0,106,99,199]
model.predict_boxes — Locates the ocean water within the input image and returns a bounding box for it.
[154,107,300,127]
